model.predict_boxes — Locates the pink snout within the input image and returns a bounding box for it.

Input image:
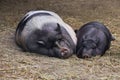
[60,47,71,58]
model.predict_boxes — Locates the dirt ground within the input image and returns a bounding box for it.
[0,0,120,80]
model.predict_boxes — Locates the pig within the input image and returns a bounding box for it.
[15,10,77,59]
[75,21,115,58]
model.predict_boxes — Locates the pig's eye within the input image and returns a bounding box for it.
[37,41,45,45]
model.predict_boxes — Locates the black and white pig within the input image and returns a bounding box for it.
[15,10,77,59]
[75,21,115,58]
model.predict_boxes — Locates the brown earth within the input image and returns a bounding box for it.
[0,0,120,80]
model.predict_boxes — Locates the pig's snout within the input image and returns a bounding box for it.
[55,41,72,58]
[82,54,91,58]
[60,47,71,59]
[61,48,69,55]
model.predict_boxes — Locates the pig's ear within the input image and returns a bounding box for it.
[74,29,78,34]
[56,23,62,34]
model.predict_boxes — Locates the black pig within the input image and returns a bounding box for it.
[76,21,115,58]
[15,10,77,59]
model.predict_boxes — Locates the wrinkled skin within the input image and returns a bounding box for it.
[76,21,115,58]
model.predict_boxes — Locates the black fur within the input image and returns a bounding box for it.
[76,21,115,58]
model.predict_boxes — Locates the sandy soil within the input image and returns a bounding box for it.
[0,0,120,80]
